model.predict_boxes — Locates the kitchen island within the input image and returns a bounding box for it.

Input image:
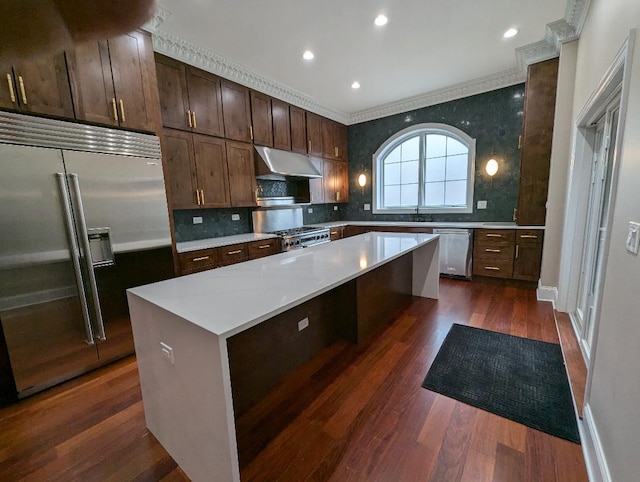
[127,232,439,482]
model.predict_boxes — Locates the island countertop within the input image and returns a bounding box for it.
[128,232,438,338]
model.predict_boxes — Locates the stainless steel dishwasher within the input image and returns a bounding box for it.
[433,228,473,279]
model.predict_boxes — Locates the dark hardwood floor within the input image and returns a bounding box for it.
[0,278,588,481]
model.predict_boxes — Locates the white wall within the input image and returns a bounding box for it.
[539,40,578,294]
[562,0,640,480]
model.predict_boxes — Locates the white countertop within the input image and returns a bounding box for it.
[129,232,438,338]
[176,233,278,254]
[310,220,544,230]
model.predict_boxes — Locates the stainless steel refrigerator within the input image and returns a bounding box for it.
[0,112,173,398]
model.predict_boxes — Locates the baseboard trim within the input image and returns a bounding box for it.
[581,403,612,482]
[536,282,558,307]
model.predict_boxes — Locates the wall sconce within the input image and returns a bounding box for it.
[357,173,367,187]
[485,158,499,177]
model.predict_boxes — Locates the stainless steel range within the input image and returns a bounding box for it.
[272,226,330,251]
[252,202,330,252]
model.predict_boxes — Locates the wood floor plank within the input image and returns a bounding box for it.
[554,311,586,419]
[492,442,524,482]
[0,278,587,481]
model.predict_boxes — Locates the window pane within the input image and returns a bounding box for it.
[385,145,401,164]
[447,137,467,156]
[400,183,418,206]
[425,134,446,158]
[425,156,445,182]
[401,136,420,161]
[446,154,468,181]
[384,162,401,185]
[384,185,400,207]
[424,182,444,206]
[401,160,419,183]
[444,180,467,205]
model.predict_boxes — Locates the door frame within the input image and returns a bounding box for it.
[557,31,635,398]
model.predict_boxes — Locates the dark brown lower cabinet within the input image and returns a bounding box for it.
[473,229,544,281]
[513,230,544,281]
[178,239,281,276]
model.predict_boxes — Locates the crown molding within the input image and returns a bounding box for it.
[349,69,525,125]
[147,0,591,125]
[142,6,171,33]
[515,0,590,70]
[566,0,591,35]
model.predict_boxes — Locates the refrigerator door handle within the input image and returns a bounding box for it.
[56,173,96,345]
[68,173,107,341]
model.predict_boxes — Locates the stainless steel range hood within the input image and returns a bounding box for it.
[254,145,322,180]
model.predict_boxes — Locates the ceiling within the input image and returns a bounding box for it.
[150,0,582,124]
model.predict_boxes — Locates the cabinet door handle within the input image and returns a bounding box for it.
[485,248,501,253]
[308,140,311,152]
[334,146,338,157]
[486,234,502,238]
[196,189,201,205]
[6,74,16,103]
[336,191,340,201]
[518,135,522,149]
[520,234,538,239]
[17,75,27,104]
[249,125,254,141]
[330,231,338,235]
[192,256,210,262]
[200,189,205,205]
[187,110,193,128]
[192,111,197,128]
[227,249,243,255]
[118,99,126,122]
[258,244,271,249]
[111,98,118,121]
[484,266,501,271]
[516,245,519,259]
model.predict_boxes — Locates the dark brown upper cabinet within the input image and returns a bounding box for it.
[67,30,158,133]
[335,123,348,161]
[250,91,273,147]
[226,140,258,207]
[516,57,559,226]
[161,129,199,210]
[306,111,323,157]
[221,80,252,143]
[154,54,224,137]
[1,53,74,119]
[290,105,307,154]
[321,117,337,160]
[272,99,291,150]
[320,118,348,161]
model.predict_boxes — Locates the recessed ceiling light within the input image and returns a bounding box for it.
[374,14,388,26]
[503,28,518,39]
[302,50,314,60]
[351,81,361,89]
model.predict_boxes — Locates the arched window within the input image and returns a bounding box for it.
[373,123,476,214]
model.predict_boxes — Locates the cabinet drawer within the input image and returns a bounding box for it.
[474,229,515,246]
[516,230,544,246]
[472,259,514,279]
[217,243,249,266]
[248,239,280,259]
[178,248,218,273]
[473,243,515,261]
[329,227,344,240]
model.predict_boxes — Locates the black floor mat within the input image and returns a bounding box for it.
[422,324,580,443]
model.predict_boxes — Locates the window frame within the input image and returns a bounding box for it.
[372,123,476,214]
